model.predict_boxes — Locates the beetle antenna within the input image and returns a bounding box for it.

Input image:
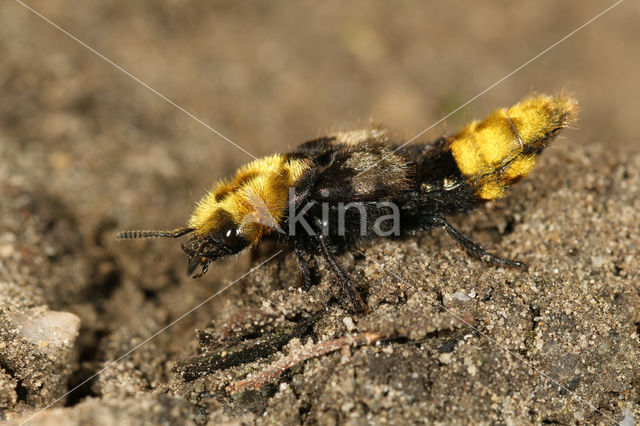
[116,227,195,240]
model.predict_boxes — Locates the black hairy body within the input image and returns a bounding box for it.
[284,131,511,312]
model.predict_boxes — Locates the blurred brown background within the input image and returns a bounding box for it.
[0,0,637,313]
[1,0,638,318]
[2,0,638,236]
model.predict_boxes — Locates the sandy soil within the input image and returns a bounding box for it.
[1,1,639,424]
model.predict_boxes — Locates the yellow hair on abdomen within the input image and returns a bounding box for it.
[448,94,578,200]
[188,154,310,242]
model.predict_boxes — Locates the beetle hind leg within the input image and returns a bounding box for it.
[438,216,528,271]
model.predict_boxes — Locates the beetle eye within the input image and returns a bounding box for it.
[219,224,244,250]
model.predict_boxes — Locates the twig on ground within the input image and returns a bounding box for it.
[226,331,390,394]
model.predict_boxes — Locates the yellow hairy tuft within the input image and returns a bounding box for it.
[188,155,310,242]
[448,94,578,200]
